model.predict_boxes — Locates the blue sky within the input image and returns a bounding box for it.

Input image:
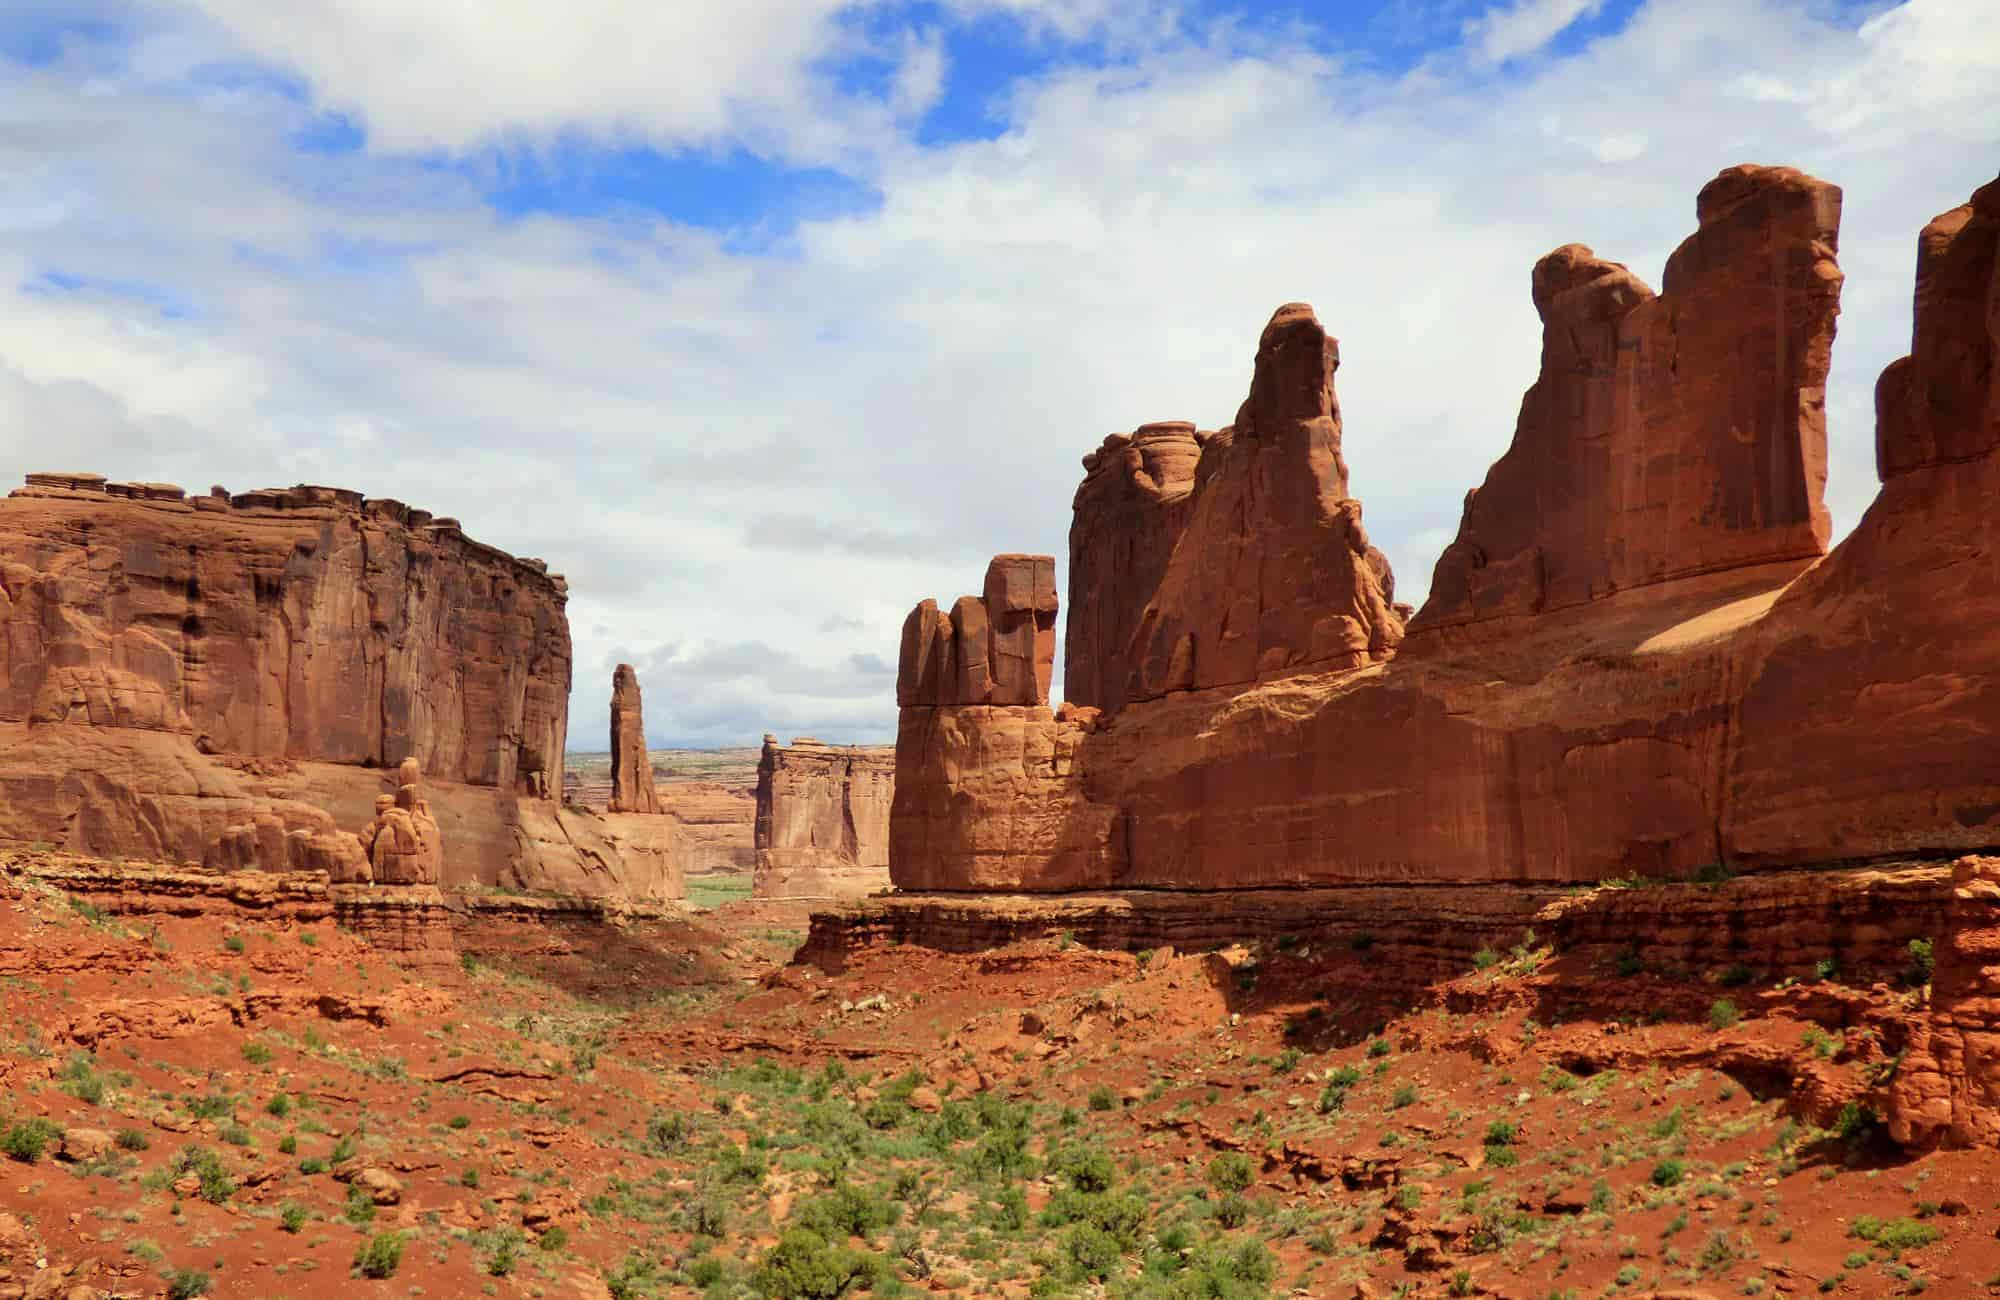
[0,0,1994,747]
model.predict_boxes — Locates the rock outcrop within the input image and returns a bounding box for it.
[1064,307,1403,716]
[0,478,680,900]
[893,554,1126,891]
[0,480,570,789]
[887,167,2000,897]
[359,758,445,886]
[608,664,662,814]
[752,735,894,900]
[897,554,1058,709]
[1064,422,1202,715]
[1412,165,1841,636]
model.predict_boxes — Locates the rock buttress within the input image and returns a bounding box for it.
[752,735,894,900]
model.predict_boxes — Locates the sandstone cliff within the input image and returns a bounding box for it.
[1064,307,1403,716]
[1412,166,1841,636]
[608,663,662,814]
[0,477,679,900]
[889,166,2000,895]
[752,735,893,900]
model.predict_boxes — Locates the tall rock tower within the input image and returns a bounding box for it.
[608,663,662,815]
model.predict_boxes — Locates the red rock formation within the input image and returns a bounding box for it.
[1071,306,1402,712]
[0,480,570,789]
[0,477,680,900]
[893,557,1124,891]
[361,758,445,886]
[1889,856,2000,1147]
[608,664,662,814]
[752,735,894,900]
[886,167,2000,897]
[896,555,1057,708]
[1064,422,1202,715]
[1412,165,1841,636]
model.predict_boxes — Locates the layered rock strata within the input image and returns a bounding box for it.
[0,477,679,900]
[887,167,2000,895]
[608,664,662,814]
[803,864,1953,983]
[752,735,893,900]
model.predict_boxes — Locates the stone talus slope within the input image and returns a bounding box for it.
[888,165,2000,893]
[752,735,893,900]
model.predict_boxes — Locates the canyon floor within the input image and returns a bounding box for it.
[1,861,1992,1300]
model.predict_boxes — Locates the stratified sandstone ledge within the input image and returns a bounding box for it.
[1,850,690,968]
[802,864,1953,982]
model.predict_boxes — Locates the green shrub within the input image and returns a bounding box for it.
[1390,1084,1418,1110]
[1087,1084,1116,1112]
[2,1117,63,1163]
[1213,1192,1251,1229]
[1651,1158,1685,1188]
[1851,1216,1941,1252]
[1207,1151,1254,1193]
[223,935,246,954]
[166,1270,211,1300]
[1836,1102,1878,1141]
[115,1128,150,1152]
[171,1145,235,1203]
[58,1054,106,1105]
[353,1230,405,1278]
[265,1093,292,1118]
[1065,1223,1122,1281]
[345,1183,377,1224]
[185,1093,234,1121]
[448,1113,472,1131]
[1709,998,1741,1030]
[1907,938,1936,986]
[538,1224,569,1252]
[1367,1037,1392,1059]
[1484,1120,1518,1147]
[752,1228,879,1299]
[1472,948,1500,971]
[281,1202,309,1233]
[796,1182,898,1241]
[241,1041,272,1065]
[1050,1144,1116,1194]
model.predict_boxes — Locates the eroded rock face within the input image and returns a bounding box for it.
[896,555,1057,707]
[752,735,894,900]
[0,480,571,790]
[1064,423,1202,715]
[0,477,680,899]
[889,167,2000,896]
[608,664,662,815]
[1413,165,1841,636]
[1067,306,1403,714]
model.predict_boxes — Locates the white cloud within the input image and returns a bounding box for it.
[164,0,913,164]
[1463,0,1604,62]
[4,0,1998,749]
